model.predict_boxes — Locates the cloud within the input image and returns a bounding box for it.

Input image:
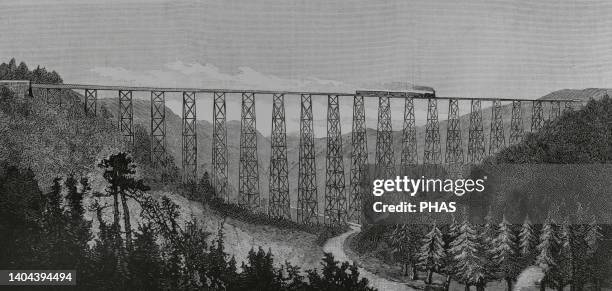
[90,61,355,92]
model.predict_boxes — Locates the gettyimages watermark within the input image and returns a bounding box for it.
[360,163,612,225]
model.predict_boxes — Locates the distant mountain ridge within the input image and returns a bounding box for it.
[540,88,610,101]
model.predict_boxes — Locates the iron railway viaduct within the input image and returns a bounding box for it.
[13,81,579,226]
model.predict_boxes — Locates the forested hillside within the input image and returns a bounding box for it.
[0,59,123,189]
[0,60,376,290]
[351,96,611,290]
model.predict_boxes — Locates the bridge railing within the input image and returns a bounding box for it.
[28,82,581,227]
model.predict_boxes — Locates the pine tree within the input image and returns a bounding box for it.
[519,215,537,261]
[535,217,559,290]
[241,247,278,290]
[491,215,519,291]
[442,214,460,289]
[418,223,445,284]
[388,224,421,279]
[555,220,575,291]
[584,216,604,289]
[450,219,486,290]
[585,217,602,256]
[128,223,162,290]
[65,175,80,220]
[198,172,214,202]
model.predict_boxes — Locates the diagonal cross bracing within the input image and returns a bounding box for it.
[375,93,394,177]
[268,93,290,220]
[509,101,524,144]
[85,89,97,116]
[531,100,544,132]
[150,91,167,167]
[488,100,505,155]
[348,94,368,223]
[239,92,260,210]
[118,90,134,147]
[212,92,228,200]
[297,94,318,225]
[324,95,347,226]
[182,91,197,184]
[467,100,485,163]
[424,99,441,165]
[445,99,464,177]
[401,97,418,168]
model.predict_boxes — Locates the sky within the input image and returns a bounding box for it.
[2,0,612,134]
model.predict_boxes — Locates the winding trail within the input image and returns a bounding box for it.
[323,225,416,291]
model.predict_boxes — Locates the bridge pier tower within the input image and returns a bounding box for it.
[509,101,524,144]
[445,99,464,177]
[297,94,318,225]
[118,90,134,147]
[182,91,197,184]
[424,99,441,165]
[84,89,97,116]
[150,91,167,167]
[324,95,347,226]
[269,94,290,220]
[238,93,260,210]
[47,88,62,109]
[212,92,228,200]
[348,94,368,223]
[531,100,544,132]
[467,100,485,163]
[401,97,418,168]
[375,93,394,177]
[489,100,505,154]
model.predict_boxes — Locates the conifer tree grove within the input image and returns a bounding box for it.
[450,219,486,290]
[536,216,559,290]
[491,215,519,291]
[418,223,445,284]
[519,215,537,261]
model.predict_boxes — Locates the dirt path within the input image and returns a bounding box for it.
[323,225,416,291]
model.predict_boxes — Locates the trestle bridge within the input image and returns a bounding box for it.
[25,82,579,226]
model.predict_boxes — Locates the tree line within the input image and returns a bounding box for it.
[0,58,63,84]
[0,152,376,290]
[384,211,603,291]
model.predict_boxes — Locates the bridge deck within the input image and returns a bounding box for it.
[31,83,580,102]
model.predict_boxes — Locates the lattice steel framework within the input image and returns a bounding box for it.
[238,92,260,210]
[549,101,561,121]
[531,100,544,132]
[375,93,394,176]
[325,95,347,226]
[269,94,290,220]
[445,99,464,177]
[182,91,197,184]
[46,88,62,109]
[297,94,318,225]
[150,91,167,167]
[84,89,97,116]
[488,100,505,155]
[348,95,368,223]
[118,90,134,146]
[212,92,228,200]
[424,99,441,165]
[401,97,418,167]
[467,100,485,163]
[509,101,524,144]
